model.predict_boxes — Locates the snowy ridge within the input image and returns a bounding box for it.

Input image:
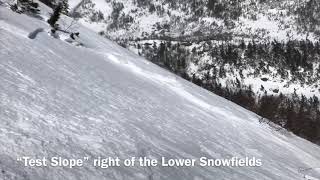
[0,4,320,180]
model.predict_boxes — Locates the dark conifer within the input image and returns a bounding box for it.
[61,0,69,15]
[47,3,63,27]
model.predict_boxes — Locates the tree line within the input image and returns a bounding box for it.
[129,39,320,144]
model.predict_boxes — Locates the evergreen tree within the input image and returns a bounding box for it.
[61,0,69,15]
[39,0,57,8]
[47,3,63,27]
[15,0,40,14]
[207,0,217,11]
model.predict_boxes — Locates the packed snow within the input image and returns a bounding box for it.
[0,4,320,180]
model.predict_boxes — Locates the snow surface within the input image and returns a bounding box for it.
[0,5,320,180]
[68,0,82,10]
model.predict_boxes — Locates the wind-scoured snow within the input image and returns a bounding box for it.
[0,5,320,180]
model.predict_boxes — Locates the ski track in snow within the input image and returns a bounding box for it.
[102,52,244,123]
[0,20,28,38]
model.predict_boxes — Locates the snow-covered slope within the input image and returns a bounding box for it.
[69,0,319,41]
[0,5,320,180]
[66,0,320,100]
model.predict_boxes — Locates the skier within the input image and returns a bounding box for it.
[70,32,80,40]
[65,32,83,46]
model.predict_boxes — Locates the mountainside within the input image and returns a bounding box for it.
[1,3,320,180]
[70,0,320,41]
[68,0,320,98]
[68,0,320,143]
